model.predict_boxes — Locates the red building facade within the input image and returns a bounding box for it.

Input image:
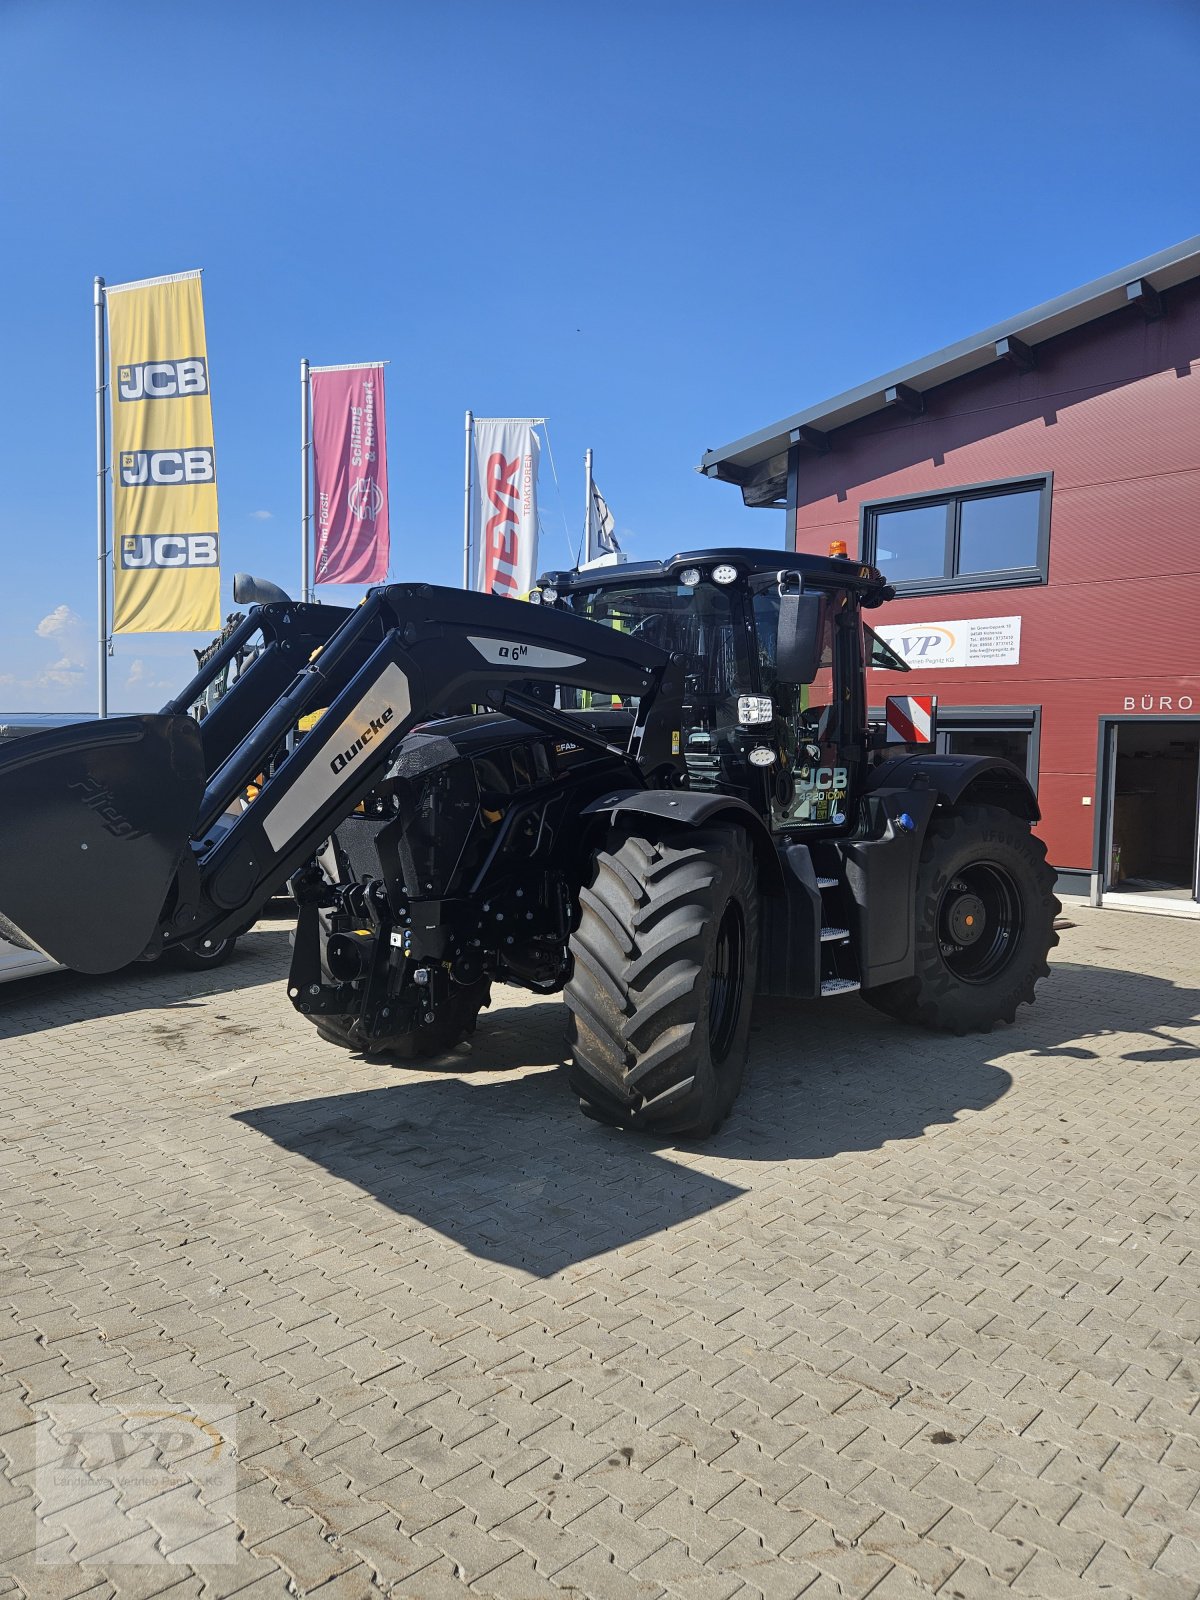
[703,241,1200,910]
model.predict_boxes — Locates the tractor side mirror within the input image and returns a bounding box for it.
[774,591,826,685]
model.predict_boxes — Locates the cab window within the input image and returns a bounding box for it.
[752,587,848,829]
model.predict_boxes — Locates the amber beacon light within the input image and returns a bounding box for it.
[828,540,849,558]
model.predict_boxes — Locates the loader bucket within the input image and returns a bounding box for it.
[0,714,205,973]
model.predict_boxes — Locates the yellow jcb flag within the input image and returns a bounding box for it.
[108,270,220,633]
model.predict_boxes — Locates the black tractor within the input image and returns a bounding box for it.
[0,549,1058,1138]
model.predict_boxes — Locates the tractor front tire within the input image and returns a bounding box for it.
[862,803,1059,1034]
[565,824,758,1139]
[314,979,491,1060]
[174,934,239,971]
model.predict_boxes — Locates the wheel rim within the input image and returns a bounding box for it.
[708,901,746,1063]
[936,862,1025,984]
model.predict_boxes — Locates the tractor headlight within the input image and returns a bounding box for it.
[527,589,542,605]
[679,567,701,587]
[712,563,738,585]
[541,586,558,604]
[738,695,774,725]
[749,747,777,767]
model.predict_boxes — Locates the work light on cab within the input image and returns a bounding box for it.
[738,695,773,726]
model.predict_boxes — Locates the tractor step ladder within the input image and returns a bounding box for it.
[816,868,861,997]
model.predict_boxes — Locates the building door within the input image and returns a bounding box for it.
[1102,720,1200,902]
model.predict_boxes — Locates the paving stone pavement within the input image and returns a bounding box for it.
[1,906,1198,1599]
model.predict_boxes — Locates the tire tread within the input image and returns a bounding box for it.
[565,824,758,1137]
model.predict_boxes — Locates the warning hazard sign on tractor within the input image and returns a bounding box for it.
[885,694,937,744]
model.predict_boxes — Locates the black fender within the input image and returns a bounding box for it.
[580,788,784,892]
[847,753,1038,990]
[864,752,1040,823]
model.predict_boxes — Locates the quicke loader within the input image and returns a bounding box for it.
[0,549,1058,1138]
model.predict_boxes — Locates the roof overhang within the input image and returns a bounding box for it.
[700,235,1200,507]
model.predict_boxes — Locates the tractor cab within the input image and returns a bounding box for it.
[535,547,894,834]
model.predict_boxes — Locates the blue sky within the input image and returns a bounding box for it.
[2,0,1198,712]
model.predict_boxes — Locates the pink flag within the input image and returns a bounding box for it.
[311,364,389,585]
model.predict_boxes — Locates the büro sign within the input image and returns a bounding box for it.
[1122,694,1195,711]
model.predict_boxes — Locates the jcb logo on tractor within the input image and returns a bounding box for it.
[797,766,848,791]
[117,358,208,401]
[121,534,219,569]
[119,448,214,487]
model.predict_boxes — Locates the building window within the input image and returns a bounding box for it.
[862,475,1051,594]
[936,707,1040,791]
[869,703,1041,790]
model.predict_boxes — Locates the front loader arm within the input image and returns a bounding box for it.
[0,584,683,973]
[164,599,355,772]
[184,585,684,945]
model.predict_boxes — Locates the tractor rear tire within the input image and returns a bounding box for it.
[565,823,758,1139]
[314,979,491,1060]
[862,803,1059,1034]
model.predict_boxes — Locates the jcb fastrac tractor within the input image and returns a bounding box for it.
[0,550,1058,1138]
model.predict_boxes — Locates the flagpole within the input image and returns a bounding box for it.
[583,447,594,566]
[462,409,474,589]
[300,357,311,603]
[94,276,108,719]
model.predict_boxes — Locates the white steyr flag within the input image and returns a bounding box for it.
[472,418,540,599]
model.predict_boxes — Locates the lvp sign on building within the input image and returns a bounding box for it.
[874,616,1021,670]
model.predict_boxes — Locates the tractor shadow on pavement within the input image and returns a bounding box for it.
[236,957,1200,1276]
[239,1067,748,1278]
